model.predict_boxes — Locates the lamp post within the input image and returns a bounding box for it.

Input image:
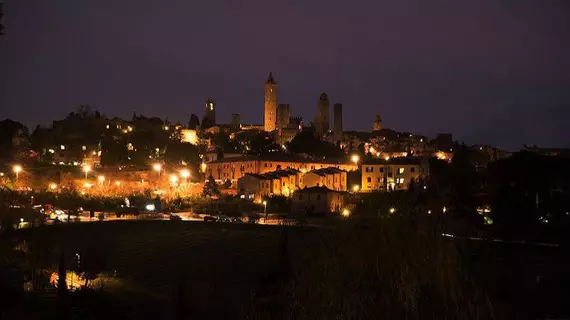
[263,200,268,222]
[351,154,360,165]
[153,163,162,177]
[13,165,22,180]
[180,169,190,180]
[82,165,91,179]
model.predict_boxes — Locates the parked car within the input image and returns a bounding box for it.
[204,215,218,222]
[170,214,182,221]
[230,217,243,223]
[218,215,230,223]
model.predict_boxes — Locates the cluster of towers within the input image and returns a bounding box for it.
[197,72,347,142]
[263,72,343,141]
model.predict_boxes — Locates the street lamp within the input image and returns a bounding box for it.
[180,169,190,179]
[49,183,57,191]
[389,207,396,214]
[13,165,22,179]
[351,154,360,165]
[82,165,91,179]
[263,200,268,221]
[169,174,178,184]
[153,163,162,177]
[97,175,105,184]
[352,185,360,192]
[342,209,351,217]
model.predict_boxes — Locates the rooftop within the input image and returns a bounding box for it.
[362,157,422,165]
[209,153,352,165]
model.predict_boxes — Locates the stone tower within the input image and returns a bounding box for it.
[277,104,290,131]
[315,92,330,135]
[231,113,241,131]
[202,98,216,129]
[373,115,383,131]
[333,103,343,141]
[264,72,277,132]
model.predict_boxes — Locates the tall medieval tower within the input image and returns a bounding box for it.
[315,92,330,135]
[264,72,278,132]
[202,98,216,129]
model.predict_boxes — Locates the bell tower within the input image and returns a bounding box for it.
[264,72,277,132]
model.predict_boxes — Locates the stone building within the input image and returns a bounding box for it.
[315,92,330,135]
[361,158,427,192]
[332,103,343,143]
[264,72,277,132]
[202,98,216,129]
[291,186,347,214]
[301,167,348,191]
[373,115,383,131]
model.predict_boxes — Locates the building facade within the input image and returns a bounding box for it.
[291,186,347,214]
[207,154,358,182]
[361,158,427,192]
[264,72,278,132]
[301,167,348,191]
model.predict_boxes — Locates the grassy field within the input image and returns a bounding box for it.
[15,221,318,318]
[12,219,570,319]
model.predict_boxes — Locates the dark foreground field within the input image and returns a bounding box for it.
[14,221,317,319]
[8,220,570,319]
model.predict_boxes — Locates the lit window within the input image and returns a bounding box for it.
[399,168,404,174]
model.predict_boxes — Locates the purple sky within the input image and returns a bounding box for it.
[1,0,569,150]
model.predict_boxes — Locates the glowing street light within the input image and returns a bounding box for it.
[352,185,360,192]
[152,163,162,177]
[342,209,351,217]
[49,183,57,191]
[13,165,22,179]
[180,169,190,179]
[442,206,447,213]
[82,165,91,179]
[169,174,179,184]
[351,154,360,164]
[115,181,121,187]
[97,175,105,184]
[384,156,390,161]
[200,162,207,173]
[389,207,396,214]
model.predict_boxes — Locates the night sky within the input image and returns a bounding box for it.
[1,0,569,150]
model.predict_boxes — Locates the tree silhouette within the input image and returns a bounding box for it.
[202,175,220,198]
[57,251,67,296]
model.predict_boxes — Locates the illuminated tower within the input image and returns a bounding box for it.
[315,92,330,135]
[333,103,343,141]
[373,115,383,131]
[264,72,277,132]
[231,113,241,131]
[202,98,216,129]
[277,104,290,131]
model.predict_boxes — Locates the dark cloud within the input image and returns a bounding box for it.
[1,0,569,149]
